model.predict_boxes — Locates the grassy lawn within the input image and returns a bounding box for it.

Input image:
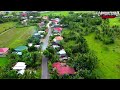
[84,33,120,79]
[0,26,35,48]
[0,22,17,34]
[40,11,69,16]
[0,57,9,67]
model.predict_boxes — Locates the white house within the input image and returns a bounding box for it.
[40,35,44,38]
[34,33,39,36]
[52,45,60,49]
[21,19,28,26]
[21,17,27,20]
[12,62,26,75]
[34,45,40,49]
[57,49,66,55]
[29,16,34,19]
[38,31,45,35]
[15,52,22,56]
[28,43,33,47]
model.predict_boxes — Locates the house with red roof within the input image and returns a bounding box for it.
[53,27,63,33]
[53,36,63,43]
[38,22,45,28]
[51,20,58,24]
[0,48,9,57]
[52,62,75,75]
[51,18,60,24]
[21,12,27,17]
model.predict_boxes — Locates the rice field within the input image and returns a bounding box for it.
[0,26,35,48]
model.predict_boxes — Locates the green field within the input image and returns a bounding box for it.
[84,33,120,79]
[40,11,69,16]
[0,26,35,48]
[0,58,9,67]
[109,17,120,26]
[83,17,120,79]
[40,11,96,16]
[0,22,17,34]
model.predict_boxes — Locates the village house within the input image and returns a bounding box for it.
[53,36,63,43]
[52,45,60,49]
[53,27,63,33]
[21,12,27,17]
[29,16,34,19]
[57,49,66,55]
[52,62,75,75]
[0,48,9,57]
[28,43,33,47]
[14,46,28,55]
[21,19,28,26]
[34,45,41,49]
[51,18,60,25]
[38,31,45,35]
[12,62,27,75]
[38,22,45,28]
[52,20,58,25]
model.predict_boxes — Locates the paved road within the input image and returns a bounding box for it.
[41,21,52,79]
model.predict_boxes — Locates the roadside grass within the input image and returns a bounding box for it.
[0,57,9,67]
[0,26,35,48]
[0,22,17,34]
[84,33,120,79]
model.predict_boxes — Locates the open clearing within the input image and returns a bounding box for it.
[0,26,35,48]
